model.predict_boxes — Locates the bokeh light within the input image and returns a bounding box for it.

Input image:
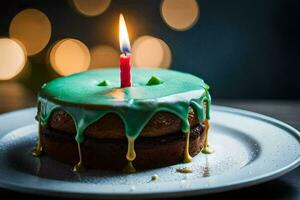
[72,0,111,17]
[9,9,51,55]
[159,39,172,68]
[0,38,27,80]
[161,0,199,31]
[50,39,90,76]
[90,45,119,68]
[132,36,171,68]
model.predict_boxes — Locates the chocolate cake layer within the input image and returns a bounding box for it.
[41,124,205,170]
[48,108,199,139]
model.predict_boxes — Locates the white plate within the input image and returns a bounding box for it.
[0,106,299,199]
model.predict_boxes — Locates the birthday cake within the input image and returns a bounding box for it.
[33,68,212,172]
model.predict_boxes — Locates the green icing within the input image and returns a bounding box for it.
[146,76,162,85]
[38,68,211,143]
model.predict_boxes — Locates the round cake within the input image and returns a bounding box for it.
[33,68,212,172]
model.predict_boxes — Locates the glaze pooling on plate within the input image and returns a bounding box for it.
[35,68,211,171]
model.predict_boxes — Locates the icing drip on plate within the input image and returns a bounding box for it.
[183,131,192,163]
[73,143,84,172]
[124,137,136,172]
[32,122,43,157]
[202,119,214,154]
[34,68,212,171]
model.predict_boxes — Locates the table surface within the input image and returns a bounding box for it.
[0,82,299,199]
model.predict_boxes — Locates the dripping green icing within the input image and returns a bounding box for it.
[38,68,211,143]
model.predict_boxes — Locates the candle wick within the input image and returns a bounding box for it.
[124,51,127,56]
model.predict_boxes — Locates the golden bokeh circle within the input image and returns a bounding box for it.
[132,36,164,68]
[158,39,172,68]
[50,39,90,76]
[72,0,111,17]
[132,35,171,68]
[0,38,27,80]
[90,45,119,68]
[9,8,51,55]
[161,0,199,31]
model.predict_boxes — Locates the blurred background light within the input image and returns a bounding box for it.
[161,0,199,31]
[9,9,51,56]
[159,39,172,68]
[49,39,90,76]
[0,0,297,99]
[0,38,27,80]
[0,82,35,113]
[72,0,111,17]
[132,35,171,68]
[90,45,119,68]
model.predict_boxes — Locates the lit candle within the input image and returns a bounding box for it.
[119,14,131,88]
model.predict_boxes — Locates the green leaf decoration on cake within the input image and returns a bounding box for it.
[146,76,162,86]
[41,83,47,89]
[97,80,111,86]
[204,83,210,90]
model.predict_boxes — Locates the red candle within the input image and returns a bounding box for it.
[119,14,131,88]
[120,53,131,87]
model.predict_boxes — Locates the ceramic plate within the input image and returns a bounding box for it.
[0,106,299,199]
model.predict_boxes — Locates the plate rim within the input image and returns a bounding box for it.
[0,106,299,199]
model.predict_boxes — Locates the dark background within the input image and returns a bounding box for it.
[0,0,299,99]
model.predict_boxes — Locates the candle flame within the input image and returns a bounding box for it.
[119,14,131,54]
